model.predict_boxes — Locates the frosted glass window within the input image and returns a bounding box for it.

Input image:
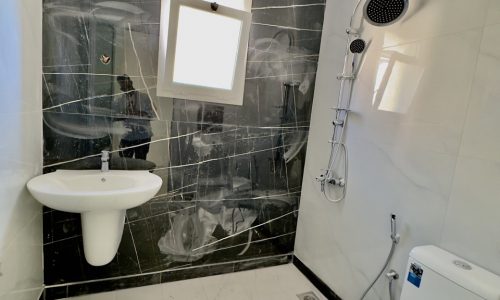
[157,0,252,105]
[173,6,242,90]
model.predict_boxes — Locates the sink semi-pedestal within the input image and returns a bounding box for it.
[82,210,126,266]
[27,169,162,266]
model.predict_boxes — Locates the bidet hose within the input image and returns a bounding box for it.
[389,278,395,300]
[360,241,397,300]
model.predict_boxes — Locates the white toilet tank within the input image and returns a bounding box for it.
[400,245,500,300]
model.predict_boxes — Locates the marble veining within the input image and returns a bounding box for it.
[41,0,325,297]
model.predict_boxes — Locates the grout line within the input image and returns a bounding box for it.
[153,190,301,202]
[43,234,81,246]
[153,141,305,171]
[43,130,200,168]
[42,86,155,111]
[195,231,296,256]
[252,3,325,10]
[125,216,143,273]
[43,64,91,68]
[43,72,157,78]
[192,210,298,251]
[43,135,304,170]
[246,72,318,80]
[251,22,322,32]
[437,25,487,245]
[126,205,196,224]
[127,22,160,120]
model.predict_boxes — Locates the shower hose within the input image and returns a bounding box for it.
[360,240,397,300]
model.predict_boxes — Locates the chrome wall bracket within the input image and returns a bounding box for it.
[346,27,359,35]
[333,119,344,126]
[337,74,356,80]
[330,107,351,112]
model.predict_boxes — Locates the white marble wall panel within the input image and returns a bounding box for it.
[0,0,44,299]
[295,0,500,299]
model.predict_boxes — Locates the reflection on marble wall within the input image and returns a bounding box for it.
[296,0,500,300]
[41,0,325,298]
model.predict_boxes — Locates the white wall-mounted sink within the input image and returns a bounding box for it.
[27,170,162,266]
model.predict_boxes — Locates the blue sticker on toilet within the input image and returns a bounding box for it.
[407,263,423,288]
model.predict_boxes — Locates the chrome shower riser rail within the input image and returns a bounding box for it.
[317,0,367,203]
[318,0,410,203]
[317,31,359,203]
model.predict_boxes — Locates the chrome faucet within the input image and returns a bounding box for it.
[101,151,110,172]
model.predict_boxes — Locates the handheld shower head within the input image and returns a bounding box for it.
[363,0,409,26]
[350,39,366,53]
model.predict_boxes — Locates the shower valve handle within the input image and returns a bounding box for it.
[328,177,345,187]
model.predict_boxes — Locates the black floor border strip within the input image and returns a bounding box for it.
[293,255,342,300]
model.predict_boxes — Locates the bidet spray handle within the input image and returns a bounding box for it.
[391,214,396,236]
[390,214,400,244]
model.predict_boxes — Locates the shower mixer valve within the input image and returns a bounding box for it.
[328,177,345,187]
[316,174,326,183]
[337,74,356,80]
[316,174,345,187]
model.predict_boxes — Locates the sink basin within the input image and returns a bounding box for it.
[27,170,162,266]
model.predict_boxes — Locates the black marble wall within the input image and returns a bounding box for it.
[41,0,325,298]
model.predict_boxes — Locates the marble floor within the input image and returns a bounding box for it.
[64,264,327,300]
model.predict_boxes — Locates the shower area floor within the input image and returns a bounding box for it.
[64,264,326,300]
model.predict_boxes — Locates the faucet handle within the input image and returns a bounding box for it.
[101,150,110,161]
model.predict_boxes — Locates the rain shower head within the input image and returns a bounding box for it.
[350,39,366,53]
[363,0,409,26]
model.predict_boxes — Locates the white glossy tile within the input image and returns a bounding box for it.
[200,269,255,300]
[440,157,500,274]
[460,24,500,163]
[363,0,489,48]
[0,160,42,251]
[486,0,500,25]
[12,213,43,291]
[295,0,495,299]
[0,0,42,114]
[255,264,327,300]
[0,113,43,250]
[353,29,481,156]
[115,284,162,300]
[298,136,453,300]
[64,265,325,300]
[306,23,483,189]
[0,0,46,298]
[90,293,116,300]
[303,33,348,180]
[162,277,208,300]
[0,288,43,300]
[0,111,43,168]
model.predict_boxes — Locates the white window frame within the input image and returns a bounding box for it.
[157,0,251,105]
